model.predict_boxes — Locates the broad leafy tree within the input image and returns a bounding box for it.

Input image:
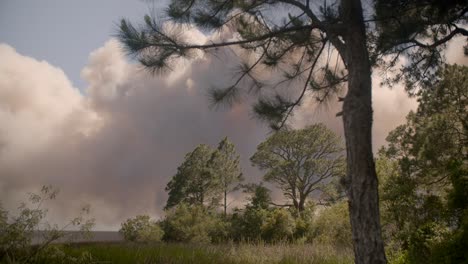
[209,137,244,215]
[251,124,345,212]
[165,144,218,209]
[118,0,467,262]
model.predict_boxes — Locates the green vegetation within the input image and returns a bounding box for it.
[165,137,243,211]
[118,0,466,261]
[156,128,348,245]
[165,144,218,209]
[161,204,224,244]
[3,67,468,263]
[251,124,345,211]
[0,186,94,263]
[0,0,465,262]
[378,65,468,264]
[53,242,353,264]
[119,215,163,243]
[211,137,244,215]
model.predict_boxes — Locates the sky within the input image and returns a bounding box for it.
[0,0,466,230]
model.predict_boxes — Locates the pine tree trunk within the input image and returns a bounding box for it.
[341,0,387,263]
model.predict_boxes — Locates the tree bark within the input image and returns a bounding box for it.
[298,193,306,212]
[292,198,299,211]
[341,0,387,263]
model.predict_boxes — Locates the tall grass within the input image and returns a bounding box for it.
[55,242,353,264]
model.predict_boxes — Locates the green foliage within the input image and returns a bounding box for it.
[261,209,296,243]
[292,202,315,241]
[406,222,451,264]
[209,137,244,214]
[161,203,223,243]
[311,202,352,249]
[57,242,354,264]
[229,207,269,242]
[380,65,468,263]
[165,144,218,209]
[243,183,272,210]
[119,215,163,243]
[118,2,466,260]
[0,186,94,264]
[166,138,244,211]
[229,204,316,244]
[251,124,345,211]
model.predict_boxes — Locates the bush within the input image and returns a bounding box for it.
[261,208,295,242]
[119,215,163,243]
[291,202,315,241]
[311,201,352,248]
[0,185,94,263]
[230,207,305,243]
[161,203,221,243]
[229,207,269,242]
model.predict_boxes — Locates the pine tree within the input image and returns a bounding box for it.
[119,1,467,262]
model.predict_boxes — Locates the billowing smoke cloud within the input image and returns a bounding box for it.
[0,38,268,229]
[0,33,465,229]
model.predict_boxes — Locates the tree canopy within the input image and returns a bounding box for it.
[379,64,468,263]
[251,123,345,211]
[165,144,217,209]
[165,138,243,211]
[209,137,243,215]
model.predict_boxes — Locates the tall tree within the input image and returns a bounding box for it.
[165,144,218,209]
[380,65,468,263]
[251,124,345,212]
[209,137,244,215]
[118,1,466,262]
[384,65,467,192]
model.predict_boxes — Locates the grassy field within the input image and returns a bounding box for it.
[51,242,353,264]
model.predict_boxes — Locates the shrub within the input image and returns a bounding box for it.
[229,207,303,243]
[291,202,315,241]
[229,207,269,242]
[261,208,295,242]
[311,201,352,248]
[0,185,94,263]
[161,203,220,243]
[119,215,163,243]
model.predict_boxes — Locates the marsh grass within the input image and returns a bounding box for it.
[54,242,353,264]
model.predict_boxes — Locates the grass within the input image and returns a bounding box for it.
[54,242,353,264]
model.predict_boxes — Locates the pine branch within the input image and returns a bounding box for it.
[276,40,327,130]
